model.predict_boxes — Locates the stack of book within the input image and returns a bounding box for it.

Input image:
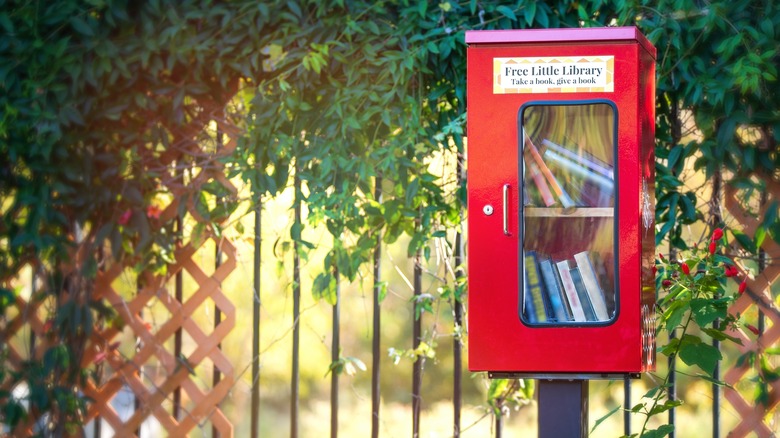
[523,134,614,208]
[522,250,614,324]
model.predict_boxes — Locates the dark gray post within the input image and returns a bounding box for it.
[538,380,589,438]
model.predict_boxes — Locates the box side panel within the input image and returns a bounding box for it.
[467,42,645,374]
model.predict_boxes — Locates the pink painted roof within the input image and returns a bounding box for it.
[465,27,656,58]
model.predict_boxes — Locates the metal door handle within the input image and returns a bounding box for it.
[503,184,510,236]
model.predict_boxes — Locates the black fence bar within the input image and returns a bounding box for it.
[331,265,340,438]
[213,239,223,438]
[453,158,463,438]
[495,412,503,438]
[251,196,262,438]
[713,322,720,438]
[453,254,463,438]
[412,246,422,438]
[669,329,676,438]
[212,128,224,438]
[624,375,631,436]
[291,171,301,438]
[173,181,184,421]
[135,278,143,438]
[371,177,382,438]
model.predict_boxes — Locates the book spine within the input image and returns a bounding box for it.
[574,251,610,320]
[523,134,575,208]
[522,266,537,323]
[541,138,614,180]
[524,252,548,322]
[539,258,572,322]
[570,267,597,321]
[543,149,615,193]
[524,158,556,207]
[555,260,586,322]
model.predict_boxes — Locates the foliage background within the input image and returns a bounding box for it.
[1,0,779,436]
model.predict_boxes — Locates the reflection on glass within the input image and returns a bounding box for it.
[519,102,617,326]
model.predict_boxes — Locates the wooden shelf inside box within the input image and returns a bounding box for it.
[524,207,614,217]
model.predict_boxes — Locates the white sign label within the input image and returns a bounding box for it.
[493,56,614,94]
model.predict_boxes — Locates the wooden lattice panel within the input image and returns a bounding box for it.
[79,119,241,436]
[83,238,236,436]
[723,182,780,437]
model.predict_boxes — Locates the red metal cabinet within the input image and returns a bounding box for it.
[466,27,656,376]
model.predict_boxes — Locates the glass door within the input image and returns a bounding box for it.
[519,101,618,326]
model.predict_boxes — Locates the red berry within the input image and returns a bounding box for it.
[118,209,132,225]
[662,279,672,287]
[681,262,690,275]
[711,228,724,241]
[738,280,747,295]
[747,324,759,335]
[709,241,717,255]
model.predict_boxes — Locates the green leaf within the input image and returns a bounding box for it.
[678,339,722,376]
[496,5,517,21]
[690,298,727,327]
[0,287,16,313]
[313,272,338,305]
[701,327,742,345]
[641,424,675,438]
[662,299,689,332]
[70,17,95,36]
[291,222,303,241]
[731,230,757,253]
[590,405,621,434]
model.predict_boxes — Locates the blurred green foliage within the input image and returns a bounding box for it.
[1,0,779,434]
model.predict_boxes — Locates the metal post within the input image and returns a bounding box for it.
[371,176,382,438]
[538,380,589,438]
[213,239,222,438]
[624,375,631,436]
[173,170,184,422]
[412,246,422,438]
[453,156,463,438]
[251,196,262,438]
[291,171,301,438]
[331,265,340,438]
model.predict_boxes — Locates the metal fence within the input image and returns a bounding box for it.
[2,121,779,437]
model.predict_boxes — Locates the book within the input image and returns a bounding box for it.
[524,157,556,207]
[574,251,610,320]
[555,260,587,322]
[524,252,550,322]
[523,134,575,208]
[538,257,573,322]
[590,251,616,316]
[542,148,615,194]
[570,267,597,321]
[523,267,538,323]
[542,138,614,180]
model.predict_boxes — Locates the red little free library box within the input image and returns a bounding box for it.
[466,27,657,378]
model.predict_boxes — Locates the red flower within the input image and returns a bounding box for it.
[711,228,724,241]
[709,241,717,255]
[93,351,107,364]
[738,280,747,295]
[681,262,690,275]
[725,265,739,277]
[146,205,162,220]
[118,209,132,226]
[652,266,657,276]
[662,279,672,287]
[746,324,760,335]
[659,253,665,261]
